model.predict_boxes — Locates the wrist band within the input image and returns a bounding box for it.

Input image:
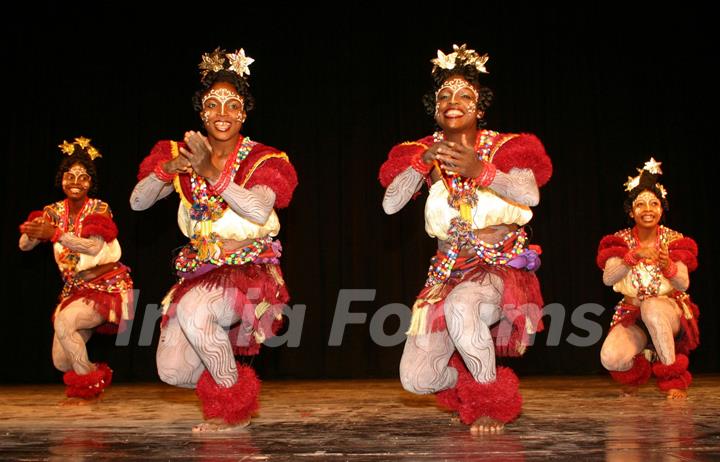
[475,161,497,187]
[623,250,639,267]
[153,162,175,183]
[662,260,678,278]
[50,227,63,243]
[410,152,433,176]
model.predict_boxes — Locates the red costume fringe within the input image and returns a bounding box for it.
[669,237,698,272]
[596,235,629,269]
[80,214,118,242]
[63,363,112,399]
[441,354,522,425]
[57,289,130,335]
[137,140,180,181]
[26,210,45,223]
[416,264,544,357]
[492,134,552,187]
[241,156,298,209]
[196,363,260,424]
[653,354,692,391]
[163,264,289,356]
[609,354,651,386]
[378,137,433,188]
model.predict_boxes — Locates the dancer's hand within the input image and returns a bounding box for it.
[435,135,482,177]
[180,131,220,181]
[161,156,191,175]
[20,220,56,240]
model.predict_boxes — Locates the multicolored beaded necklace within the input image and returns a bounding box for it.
[56,198,95,280]
[188,136,255,222]
[432,130,499,219]
[425,217,527,286]
[629,226,667,300]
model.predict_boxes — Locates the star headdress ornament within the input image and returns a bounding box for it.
[57,136,102,160]
[226,48,254,77]
[199,47,226,78]
[623,156,667,198]
[198,47,254,79]
[431,43,489,74]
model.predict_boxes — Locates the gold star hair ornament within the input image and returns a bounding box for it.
[199,47,254,79]
[432,44,489,74]
[199,47,227,78]
[57,136,102,160]
[227,49,254,77]
[623,157,666,197]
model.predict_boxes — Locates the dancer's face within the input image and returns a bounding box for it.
[434,76,479,131]
[201,81,246,140]
[62,163,91,200]
[630,190,663,230]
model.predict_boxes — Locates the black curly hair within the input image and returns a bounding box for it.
[192,70,255,114]
[623,170,669,224]
[55,147,99,196]
[422,62,494,128]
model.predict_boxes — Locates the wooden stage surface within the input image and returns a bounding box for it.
[1,375,719,461]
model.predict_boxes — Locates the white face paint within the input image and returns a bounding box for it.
[63,165,90,184]
[434,78,479,116]
[202,88,245,121]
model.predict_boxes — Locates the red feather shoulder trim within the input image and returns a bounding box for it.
[669,237,698,272]
[240,155,298,209]
[597,234,629,269]
[492,134,552,187]
[81,214,118,242]
[137,140,185,181]
[379,137,433,188]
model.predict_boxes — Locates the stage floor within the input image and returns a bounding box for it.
[1,375,719,461]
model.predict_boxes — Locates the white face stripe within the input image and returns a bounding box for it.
[633,190,660,207]
[68,165,88,176]
[435,78,479,102]
[202,88,244,114]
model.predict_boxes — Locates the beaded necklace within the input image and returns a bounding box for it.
[425,217,527,286]
[432,130,498,218]
[56,198,95,281]
[188,136,255,222]
[629,226,665,300]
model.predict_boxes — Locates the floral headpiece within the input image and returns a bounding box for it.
[624,157,667,198]
[58,136,101,160]
[198,47,254,79]
[431,44,489,74]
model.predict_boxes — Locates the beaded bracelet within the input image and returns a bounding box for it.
[410,152,433,176]
[153,162,175,183]
[623,250,640,267]
[475,161,497,187]
[50,227,63,243]
[662,260,678,278]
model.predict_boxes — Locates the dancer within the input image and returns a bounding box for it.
[19,137,133,401]
[380,44,552,433]
[597,158,698,399]
[131,48,297,431]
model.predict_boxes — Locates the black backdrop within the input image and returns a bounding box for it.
[1,5,717,383]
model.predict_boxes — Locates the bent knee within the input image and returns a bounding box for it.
[600,347,633,371]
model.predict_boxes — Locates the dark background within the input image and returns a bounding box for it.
[1,5,716,383]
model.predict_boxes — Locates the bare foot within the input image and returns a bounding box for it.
[450,412,461,424]
[58,397,96,406]
[192,418,250,433]
[470,416,504,435]
[619,385,639,397]
[666,388,687,400]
